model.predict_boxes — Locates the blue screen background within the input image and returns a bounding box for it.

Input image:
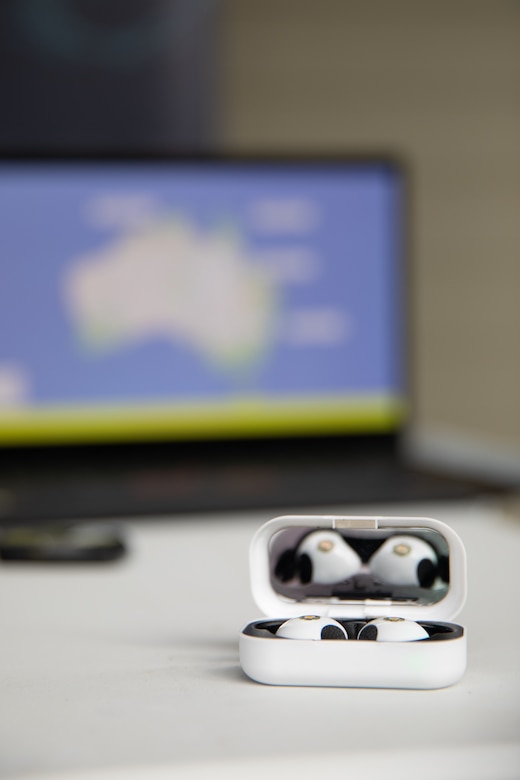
[0,161,404,408]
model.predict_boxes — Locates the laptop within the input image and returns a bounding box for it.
[0,154,485,523]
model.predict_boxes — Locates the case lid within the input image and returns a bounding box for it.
[250,515,466,621]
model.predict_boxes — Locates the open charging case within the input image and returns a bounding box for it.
[240,515,467,689]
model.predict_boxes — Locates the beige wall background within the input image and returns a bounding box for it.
[219,0,520,480]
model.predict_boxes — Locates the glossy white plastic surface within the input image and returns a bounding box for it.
[240,626,466,689]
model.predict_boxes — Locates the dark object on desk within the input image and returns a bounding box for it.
[0,522,127,561]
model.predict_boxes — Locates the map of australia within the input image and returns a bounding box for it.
[64,215,277,374]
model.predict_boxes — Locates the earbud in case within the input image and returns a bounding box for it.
[239,515,467,689]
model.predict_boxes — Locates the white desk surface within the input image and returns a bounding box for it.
[1,498,519,780]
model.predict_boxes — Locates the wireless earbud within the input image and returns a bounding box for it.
[357,617,429,642]
[276,615,348,640]
[369,535,439,588]
[295,530,362,585]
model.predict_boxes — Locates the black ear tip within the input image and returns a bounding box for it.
[321,625,346,640]
[275,549,296,582]
[298,553,313,584]
[359,624,378,641]
[417,558,436,588]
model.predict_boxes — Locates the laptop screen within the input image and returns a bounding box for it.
[0,157,406,445]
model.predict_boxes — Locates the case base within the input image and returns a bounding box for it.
[240,619,466,689]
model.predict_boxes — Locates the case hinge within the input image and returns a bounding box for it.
[332,518,378,530]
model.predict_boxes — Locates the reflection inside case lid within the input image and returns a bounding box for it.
[269,526,450,606]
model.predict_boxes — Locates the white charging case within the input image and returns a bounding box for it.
[240,515,467,689]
